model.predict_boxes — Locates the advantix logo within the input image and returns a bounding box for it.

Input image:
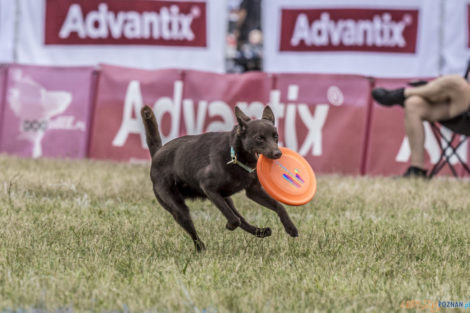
[45,0,206,46]
[280,8,418,53]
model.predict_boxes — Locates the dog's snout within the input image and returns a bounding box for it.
[273,150,282,159]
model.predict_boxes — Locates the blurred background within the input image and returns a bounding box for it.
[226,0,262,73]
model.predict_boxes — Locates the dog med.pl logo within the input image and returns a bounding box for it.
[280,8,418,53]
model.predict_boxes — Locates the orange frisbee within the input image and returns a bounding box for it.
[257,147,316,206]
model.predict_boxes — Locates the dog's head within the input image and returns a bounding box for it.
[235,106,282,159]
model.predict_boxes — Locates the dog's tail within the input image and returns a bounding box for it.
[141,105,162,157]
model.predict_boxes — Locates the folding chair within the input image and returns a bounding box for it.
[428,113,470,178]
[409,59,470,178]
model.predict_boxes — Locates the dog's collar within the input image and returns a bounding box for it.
[226,146,255,173]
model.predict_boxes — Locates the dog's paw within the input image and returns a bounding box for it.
[256,227,272,238]
[194,240,206,252]
[226,218,241,231]
[285,225,299,237]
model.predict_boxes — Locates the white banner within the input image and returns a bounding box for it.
[12,0,226,72]
[442,0,470,75]
[0,0,15,63]
[262,0,441,77]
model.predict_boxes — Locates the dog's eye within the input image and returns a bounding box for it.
[273,133,279,142]
[256,136,264,142]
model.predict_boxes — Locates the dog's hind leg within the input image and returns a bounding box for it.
[225,197,271,238]
[154,187,205,252]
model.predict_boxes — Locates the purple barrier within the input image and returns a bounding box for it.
[0,64,95,158]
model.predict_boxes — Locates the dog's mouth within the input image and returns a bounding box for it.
[254,153,282,160]
[264,150,283,160]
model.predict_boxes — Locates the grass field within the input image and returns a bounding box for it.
[1,154,469,313]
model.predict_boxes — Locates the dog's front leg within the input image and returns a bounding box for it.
[225,197,271,238]
[202,188,241,230]
[246,183,298,237]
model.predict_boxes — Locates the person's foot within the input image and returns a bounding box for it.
[402,166,428,178]
[371,87,405,107]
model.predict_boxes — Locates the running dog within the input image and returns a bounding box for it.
[141,105,298,251]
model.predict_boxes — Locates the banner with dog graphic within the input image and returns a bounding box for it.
[365,77,469,177]
[262,0,441,77]
[11,0,226,72]
[0,65,95,158]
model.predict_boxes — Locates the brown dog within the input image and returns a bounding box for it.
[141,105,298,251]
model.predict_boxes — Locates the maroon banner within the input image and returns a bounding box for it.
[45,0,207,47]
[0,64,95,158]
[274,73,371,175]
[4,64,466,177]
[364,77,467,176]
[279,8,418,53]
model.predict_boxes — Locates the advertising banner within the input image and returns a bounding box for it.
[3,63,463,176]
[274,73,371,175]
[263,0,440,77]
[0,64,95,158]
[14,0,226,72]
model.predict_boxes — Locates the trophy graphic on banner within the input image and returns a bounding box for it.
[8,70,72,158]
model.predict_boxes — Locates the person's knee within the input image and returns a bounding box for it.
[404,96,428,117]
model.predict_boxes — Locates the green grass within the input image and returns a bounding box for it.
[0,154,469,312]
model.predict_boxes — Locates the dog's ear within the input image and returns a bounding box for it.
[235,106,250,132]
[262,106,275,125]
[235,106,251,122]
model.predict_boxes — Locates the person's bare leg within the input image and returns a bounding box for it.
[404,95,457,169]
[373,74,470,110]
[404,96,427,168]
[404,74,469,105]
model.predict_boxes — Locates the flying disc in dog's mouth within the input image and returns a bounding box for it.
[256,147,316,206]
